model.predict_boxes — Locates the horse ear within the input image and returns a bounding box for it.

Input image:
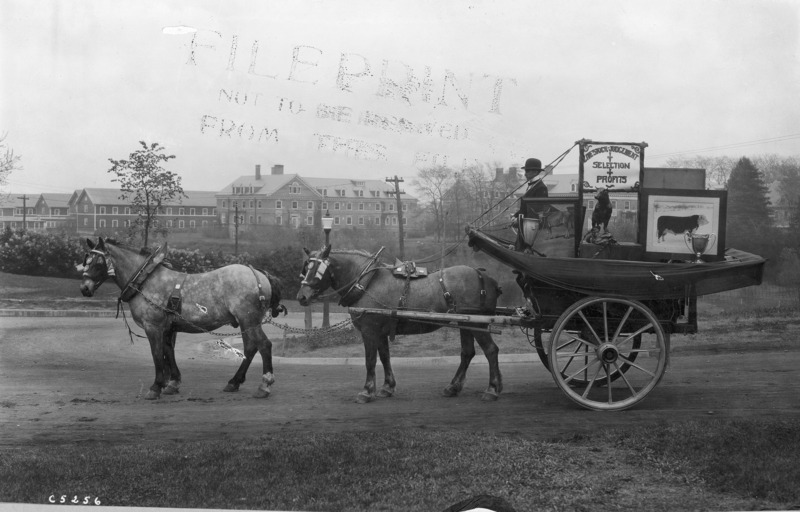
[321,244,332,258]
[86,238,95,249]
[303,247,311,256]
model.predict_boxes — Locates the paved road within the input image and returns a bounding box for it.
[1,317,799,447]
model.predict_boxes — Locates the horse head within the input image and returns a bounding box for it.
[296,244,333,306]
[79,237,114,297]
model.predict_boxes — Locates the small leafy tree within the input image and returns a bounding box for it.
[411,166,455,242]
[108,141,184,246]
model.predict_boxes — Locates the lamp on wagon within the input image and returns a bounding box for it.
[322,210,334,244]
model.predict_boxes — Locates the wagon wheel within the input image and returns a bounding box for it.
[547,296,668,411]
[534,327,642,387]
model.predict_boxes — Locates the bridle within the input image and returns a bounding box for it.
[79,249,116,281]
[300,256,334,291]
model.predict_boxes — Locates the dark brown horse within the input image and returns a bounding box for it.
[296,244,503,403]
[79,237,284,400]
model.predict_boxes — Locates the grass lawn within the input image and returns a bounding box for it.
[1,419,798,511]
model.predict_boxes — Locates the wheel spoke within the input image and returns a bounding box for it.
[602,301,609,344]
[577,310,601,345]
[564,357,600,385]
[580,361,604,398]
[611,306,634,344]
[614,361,637,396]
[617,354,657,378]
[613,323,654,347]
[556,332,595,352]
[607,364,613,404]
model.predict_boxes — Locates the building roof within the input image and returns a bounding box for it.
[79,188,217,207]
[0,194,27,208]
[40,193,73,208]
[217,174,299,196]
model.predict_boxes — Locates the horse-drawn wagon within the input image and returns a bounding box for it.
[299,139,766,411]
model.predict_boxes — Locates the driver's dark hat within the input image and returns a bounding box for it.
[522,158,544,173]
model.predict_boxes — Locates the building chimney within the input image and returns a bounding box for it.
[255,164,261,180]
[509,166,519,180]
[495,168,503,181]
[271,164,284,175]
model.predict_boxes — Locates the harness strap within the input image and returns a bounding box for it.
[248,265,268,311]
[166,275,188,314]
[338,247,385,307]
[475,268,487,309]
[438,272,456,313]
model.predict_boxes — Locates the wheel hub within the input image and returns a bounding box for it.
[597,343,619,365]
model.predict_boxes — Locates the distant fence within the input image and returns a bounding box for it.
[699,284,799,316]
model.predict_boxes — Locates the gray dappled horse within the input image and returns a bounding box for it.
[79,237,285,400]
[296,244,503,403]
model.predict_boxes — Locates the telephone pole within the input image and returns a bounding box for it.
[385,175,405,259]
[233,204,241,255]
[17,195,29,231]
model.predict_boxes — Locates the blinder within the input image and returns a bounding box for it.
[300,257,330,287]
[80,249,115,278]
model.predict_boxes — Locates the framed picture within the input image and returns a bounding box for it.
[639,189,727,261]
[521,198,584,257]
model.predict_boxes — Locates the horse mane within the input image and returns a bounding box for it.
[331,248,376,258]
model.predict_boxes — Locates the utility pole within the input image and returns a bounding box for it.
[17,195,29,231]
[385,175,405,260]
[234,204,241,255]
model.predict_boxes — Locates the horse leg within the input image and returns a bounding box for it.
[355,325,379,404]
[375,333,396,398]
[251,326,275,399]
[474,330,503,401]
[162,330,182,395]
[144,326,167,400]
[223,333,258,393]
[443,328,476,397]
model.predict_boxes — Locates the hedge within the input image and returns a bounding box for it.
[0,228,302,297]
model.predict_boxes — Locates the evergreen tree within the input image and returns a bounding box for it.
[726,156,775,262]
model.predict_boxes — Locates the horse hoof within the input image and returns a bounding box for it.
[253,387,271,399]
[377,388,394,398]
[355,392,374,404]
[144,390,160,400]
[481,389,499,402]
[443,385,461,397]
[223,383,240,393]
[163,385,180,395]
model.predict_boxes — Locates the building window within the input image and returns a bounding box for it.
[358,216,364,225]
[99,206,106,214]
[83,218,88,226]
[166,220,173,228]
[402,203,407,211]
[222,200,227,208]
[347,203,352,210]
[306,216,313,225]
[202,220,208,227]
[588,200,595,209]
[99,219,106,227]
[179,208,185,215]
[403,217,407,225]
[275,200,282,209]
[334,202,340,210]
[346,216,352,225]
[392,216,397,225]
[334,216,341,225]
[83,205,89,213]
[290,182,301,194]
[166,207,173,215]
[307,201,314,209]
[322,202,328,210]
[112,207,118,214]
[624,201,631,211]
[249,215,254,224]
[291,201,298,209]
[190,208,196,215]
[358,203,364,210]
[276,216,282,225]
[256,201,262,209]
[190,220,196,228]
[375,216,380,225]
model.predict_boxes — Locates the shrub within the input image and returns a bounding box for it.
[0,228,85,276]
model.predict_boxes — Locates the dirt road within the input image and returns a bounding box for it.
[1,317,799,447]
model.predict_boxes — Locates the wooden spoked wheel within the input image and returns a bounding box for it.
[547,297,668,411]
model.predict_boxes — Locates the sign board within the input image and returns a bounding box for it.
[579,141,646,191]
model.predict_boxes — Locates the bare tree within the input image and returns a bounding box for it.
[0,133,22,194]
[410,166,455,242]
[664,155,735,188]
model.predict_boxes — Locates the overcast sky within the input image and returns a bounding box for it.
[2,0,799,195]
